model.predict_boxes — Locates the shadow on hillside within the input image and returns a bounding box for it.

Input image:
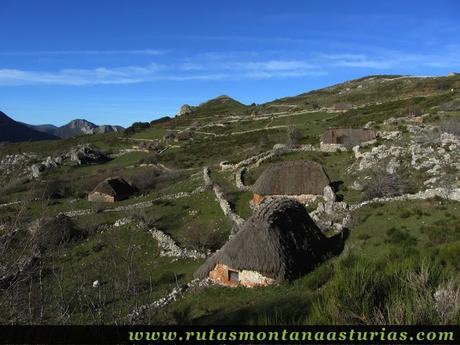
[191,295,313,325]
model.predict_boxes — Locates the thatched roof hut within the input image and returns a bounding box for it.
[88,177,137,203]
[194,199,333,287]
[252,161,330,199]
[320,128,376,145]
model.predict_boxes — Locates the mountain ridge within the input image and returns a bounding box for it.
[0,111,60,143]
[26,118,124,138]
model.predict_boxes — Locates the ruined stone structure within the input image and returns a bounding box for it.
[194,199,342,287]
[252,161,331,205]
[334,103,353,111]
[320,128,376,145]
[88,177,136,203]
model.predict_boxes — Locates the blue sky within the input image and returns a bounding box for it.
[0,0,459,127]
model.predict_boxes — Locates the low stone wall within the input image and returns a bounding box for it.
[235,167,251,191]
[319,142,348,152]
[62,185,206,218]
[220,143,342,173]
[203,167,245,231]
[126,278,211,323]
[150,228,207,259]
[350,188,460,211]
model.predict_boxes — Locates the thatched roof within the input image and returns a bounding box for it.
[321,128,376,145]
[252,161,330,196]
[194,199,331,282]
[91,177,136,197]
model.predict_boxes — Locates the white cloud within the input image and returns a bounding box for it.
[0,57,324,85]
[1,46,459,86]
[0,49,166,56]
[0,63,163,86]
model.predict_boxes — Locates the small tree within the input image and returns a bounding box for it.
[362,170,408,201]
[286,124,303,148]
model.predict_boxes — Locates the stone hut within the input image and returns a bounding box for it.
[334,103,353,111]
[175,130,192,141]
[252,161,331,205]
[194,199,339,287]
[320,128,376,146]
[88,177,137,203]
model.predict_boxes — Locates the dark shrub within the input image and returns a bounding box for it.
[362,170,408,200]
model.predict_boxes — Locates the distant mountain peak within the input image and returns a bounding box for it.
[0,110,59,142]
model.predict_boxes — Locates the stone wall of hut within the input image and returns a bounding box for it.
[209,264,274,287]
[88,192,115,203]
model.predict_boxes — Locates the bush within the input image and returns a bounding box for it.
[385,227,417,246]
[129,168,181,193]
[440,117,460,137]
[309,254,451,324]
[415,128,441,145]
[440,99,460,112]
[31,215,82,251]
[362,170,408,200]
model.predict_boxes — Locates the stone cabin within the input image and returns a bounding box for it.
[175,130,192,142]
[88,177,137,203]
[194,199,342,287]
[334,103,353,111]
[252,161,332,205]
[320,128,376,146]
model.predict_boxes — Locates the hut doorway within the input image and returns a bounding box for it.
[228,270,239,282]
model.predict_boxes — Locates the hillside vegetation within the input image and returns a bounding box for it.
[1,74,460,324]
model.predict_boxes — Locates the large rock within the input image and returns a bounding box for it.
[69,146,108,165]
[31,163,45,178]
[177,104,195,116]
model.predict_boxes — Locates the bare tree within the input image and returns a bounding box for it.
[286,124,303,148]
[362,170,408,200]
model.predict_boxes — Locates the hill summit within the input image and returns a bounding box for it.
[177,95,247,118]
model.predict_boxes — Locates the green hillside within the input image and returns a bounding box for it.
[1,74,460,325]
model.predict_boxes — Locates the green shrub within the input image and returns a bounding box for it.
[385,227,417,246]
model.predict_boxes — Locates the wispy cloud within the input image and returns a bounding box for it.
[1,46,459,86]
[0,49,166,56]
[0,63,164,86]
[318,54,391,69]
[0,56,324,85]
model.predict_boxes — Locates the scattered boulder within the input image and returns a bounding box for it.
[323,185,336,202]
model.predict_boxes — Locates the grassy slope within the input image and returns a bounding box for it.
[148,199,460,325]
[1,74,460,324]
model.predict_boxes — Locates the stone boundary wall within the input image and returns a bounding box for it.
[350,187,460,211]
[149,228,207,259]
[203,167,245,232]
[62,185,206,218]
[235,167,251,191]
[126,278,211,323]
[220,143,349,173]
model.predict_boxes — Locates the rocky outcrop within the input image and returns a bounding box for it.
[177,104,195,116]
[0,153,38,182]
[30,145,109,178]
[69,145,108,165]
